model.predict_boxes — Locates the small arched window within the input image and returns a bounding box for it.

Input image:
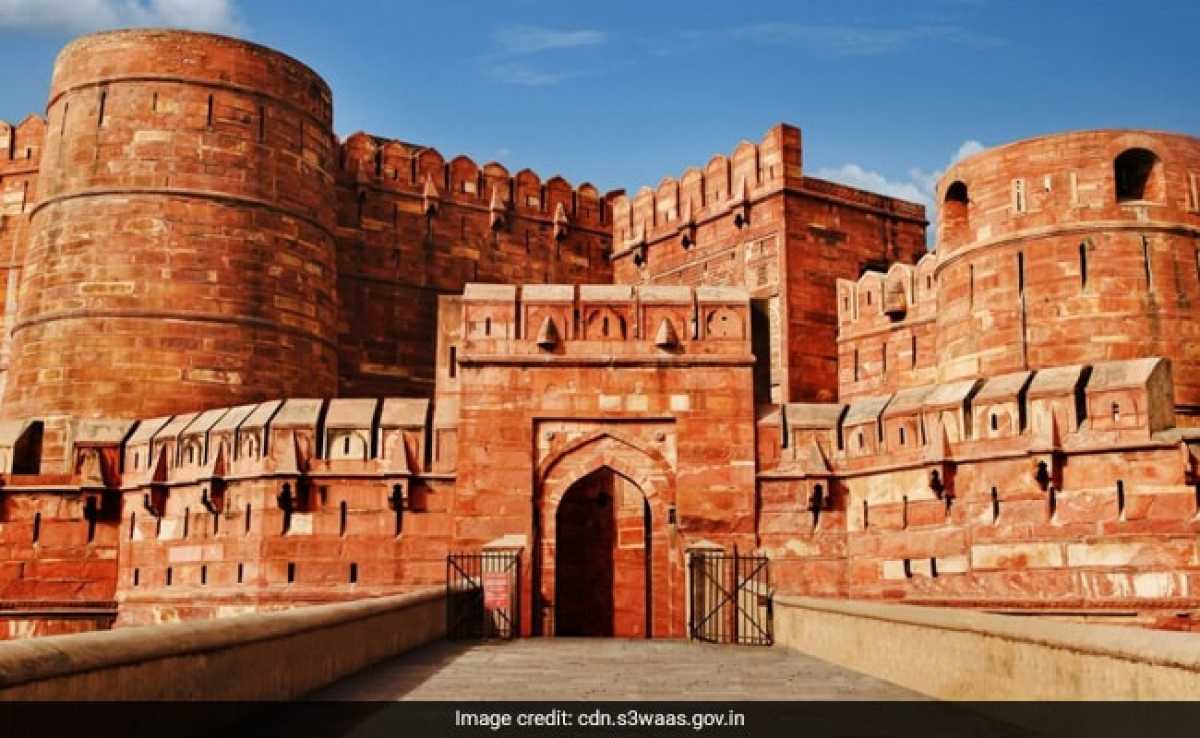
[1114,148,1161,202]
[942,181,970,241]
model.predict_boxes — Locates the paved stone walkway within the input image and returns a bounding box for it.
[310,638,923,701]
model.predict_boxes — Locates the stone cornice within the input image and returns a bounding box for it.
[456,353,755,367]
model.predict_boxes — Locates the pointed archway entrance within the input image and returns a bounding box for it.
[535,431,682,638]
[554,467,651,636]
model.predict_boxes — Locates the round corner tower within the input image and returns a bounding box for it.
[2,29,339,420]
[931,129,1200,416]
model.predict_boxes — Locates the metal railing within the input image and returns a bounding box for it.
[446,551,521,640]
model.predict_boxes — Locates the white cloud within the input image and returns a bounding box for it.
[814,163,933,208]
[0,0,245,35]
[952,139,986,162]
[814,139,987,246]
[493,25,606,54]
[484,25,606,87]
[672,23,1003,57]
[486,62,567,87]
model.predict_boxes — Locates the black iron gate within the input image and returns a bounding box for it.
[689,550,772,645]
[446,551,521,640]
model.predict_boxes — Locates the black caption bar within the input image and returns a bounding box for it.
[4,701,1200,738]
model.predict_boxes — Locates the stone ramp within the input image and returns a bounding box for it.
[308,638,923,701]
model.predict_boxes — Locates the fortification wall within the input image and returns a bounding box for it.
[1,29,341,424]
[0,396,448,633]
[761,356,1200,626]
[0,116,44,404]
[836,255,940,398]
[333,136,616,397]
[610,125,927,404]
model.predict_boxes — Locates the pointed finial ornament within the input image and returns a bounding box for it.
[679,200,696,249]
[654,318,679,349]
[489,185,507,230]
[731,177,750,228]
[553,202,570,241]
[535,316,560,349]
[422,173,440,217]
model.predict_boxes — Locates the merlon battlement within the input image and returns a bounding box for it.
[769,357,1186,479]
[836,253,938,334]
[338,132,619,229]
[610,124,801,249]
[0,116,45,171]
[0,398,432,496]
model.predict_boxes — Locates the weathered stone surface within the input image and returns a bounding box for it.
[2,29,1200,642]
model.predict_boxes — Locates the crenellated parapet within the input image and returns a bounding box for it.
[763,355,1200,614]
[0,115,44,177]
[836,253,939,399]
[332,134,618,400]
[768,357,1200,484]
[609,124,801,267]
[116,397,428,497]
[836,255,938,333]
[457,282,752,364]
[767,357,1194,483]
[336,132,619,233]
[0,395,444,630]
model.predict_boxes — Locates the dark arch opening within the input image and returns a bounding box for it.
[942,181,970,241]
[553,466,650,637]
[750,299,772,405]
[1114,148,1161,202]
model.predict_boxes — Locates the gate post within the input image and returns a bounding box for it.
[685,539,725,642]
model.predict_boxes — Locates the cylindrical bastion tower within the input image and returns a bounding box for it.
[933,129,1200,417]
[2,29,339,420]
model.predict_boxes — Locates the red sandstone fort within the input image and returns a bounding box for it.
[1,28,1200,640]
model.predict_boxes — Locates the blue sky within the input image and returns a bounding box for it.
[1,0,1197,223]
